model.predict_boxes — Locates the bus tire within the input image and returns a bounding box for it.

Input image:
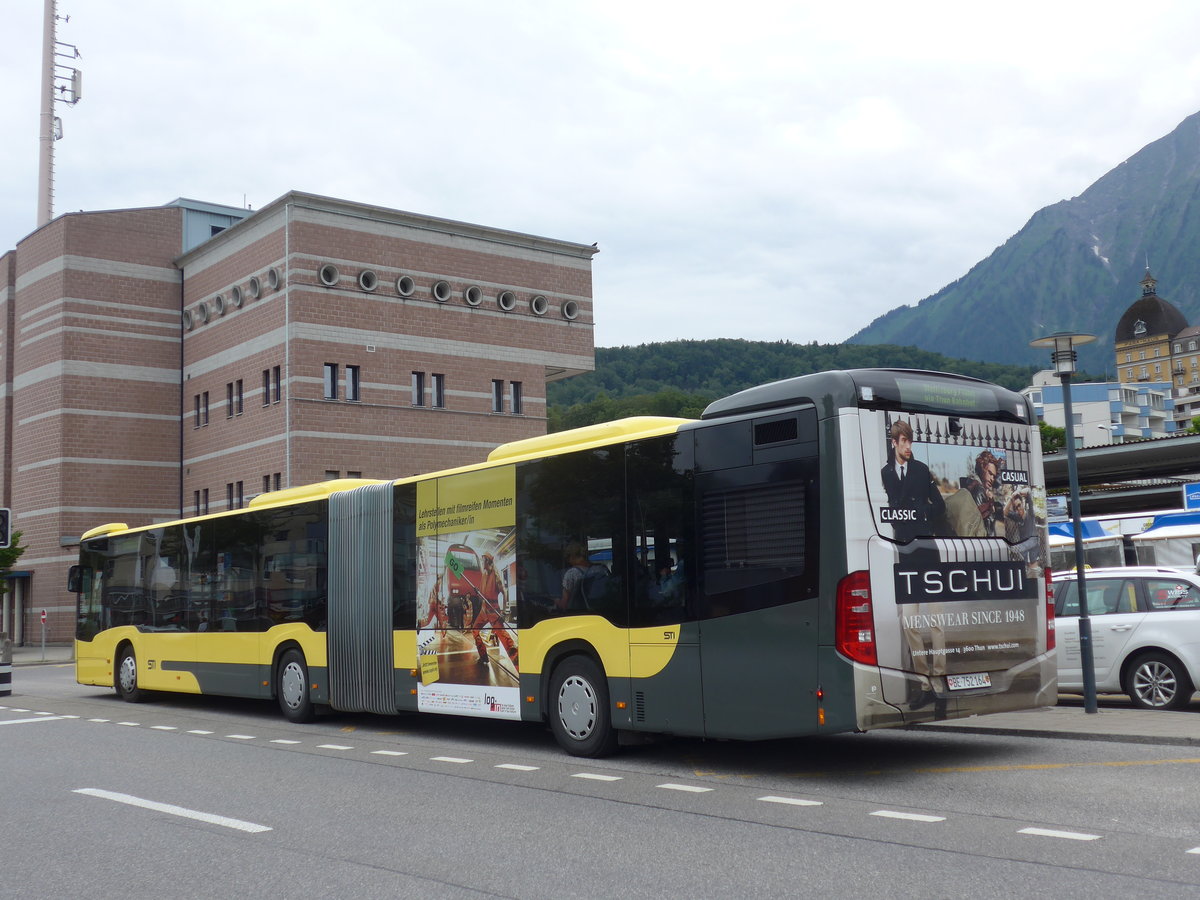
[549,655,618,758]
[115,645,147,703]
[277,649,315,723]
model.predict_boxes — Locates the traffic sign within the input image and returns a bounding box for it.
[40,610,47,625]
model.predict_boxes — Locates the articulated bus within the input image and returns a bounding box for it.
[73,368,1056,756]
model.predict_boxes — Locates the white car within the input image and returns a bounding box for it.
[1053,566,1200,710]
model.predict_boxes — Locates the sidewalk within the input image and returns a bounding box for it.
[9,643,74,666]
[5,645,1198,746]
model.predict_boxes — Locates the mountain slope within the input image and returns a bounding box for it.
[849,111,1200,374]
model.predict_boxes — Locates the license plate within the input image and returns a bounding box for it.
[946,673,991,691]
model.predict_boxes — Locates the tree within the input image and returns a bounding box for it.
[1038,421,1066,454]
[0,531,26,597]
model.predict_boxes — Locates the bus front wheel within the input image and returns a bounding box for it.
[115,646,146,703]
[549,655,617,758]
[277,649,315,723]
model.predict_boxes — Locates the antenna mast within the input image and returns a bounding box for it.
[37,0,82,228]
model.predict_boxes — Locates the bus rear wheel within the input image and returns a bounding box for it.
[115,646,146,703]
[549,655,617,758]
[277,649,315,723]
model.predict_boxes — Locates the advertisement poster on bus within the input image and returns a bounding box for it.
[415,466,520,720]
[864,410,1048,688]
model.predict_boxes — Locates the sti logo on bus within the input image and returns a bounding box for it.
[894,561,1036,604]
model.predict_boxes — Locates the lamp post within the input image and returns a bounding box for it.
[1030,331,1098,714]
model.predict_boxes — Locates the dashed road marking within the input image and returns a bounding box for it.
[759,795,823,807]
[658,783,713,793]
[74,788,271,834]
[150,725,177,731]
[496,763,539,771]
[225,734,255,740]
[187,729,213,735]
[431,756,473,764]
[271,739,301,745]
[318,744,353,751]
[0,715,70,726]
[871,810,946,823]
[572,773,622,782]
[371,750,408,757]
[1018,827,1101,841]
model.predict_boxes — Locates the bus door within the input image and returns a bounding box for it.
[134,527,197,691]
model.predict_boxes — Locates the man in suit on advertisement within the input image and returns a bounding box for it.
[880,419,944,542]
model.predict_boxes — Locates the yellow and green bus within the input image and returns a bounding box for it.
[73,368,1056,756]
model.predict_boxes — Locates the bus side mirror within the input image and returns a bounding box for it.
[67,565,82,594]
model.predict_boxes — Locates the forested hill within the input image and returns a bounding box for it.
[546,339,1037,430]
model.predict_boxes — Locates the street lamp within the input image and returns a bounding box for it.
[1030,331,1098,714]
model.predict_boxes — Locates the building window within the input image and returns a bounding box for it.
[193,490,201,516]
[273,472,281,491]
[236,481,244,509]
[1126,352,1133,363]
[202,488,209,515]
[226,382,234,418]
[262,369,271,407]
[347,470,362,478]
[202,391,209,426]
[273,366,282,403]
[510,381,523,415]
[1126,368,1133,381]
[324,470,339,480]
[262,475,270,495]
[1191,341,1198,351]
[431,373,445,408]
[235,379,243,415]
[194,393,201,428]
[491,379,505,413]
[226,483,234,509]
[324,363,339,400]
[412,371,425,407]
[346,365,361,402]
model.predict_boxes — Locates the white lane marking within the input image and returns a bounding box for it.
[225,734,255,740]
[270,739,302,745]
[117,722,140,727]
[1187,847,1200,855]
[0,715,70,726]
[871,810,946,823]
[73,788,271,834]
[431,756,473,764]
[317,744,353,751]
[759,795,823,807]
[496,764,539,771]
[572,773,622,782]
[34,711,54,716]
[1018,827,1101,841]
[187,729,213,735]
[657,783,713,793]
[371,750,408,757]
[10,708,29,712]
[89,718,110,723]
[150,726,177,731]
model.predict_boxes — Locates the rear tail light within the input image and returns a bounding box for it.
[836,570,877,665]
[1045,567,1055,651]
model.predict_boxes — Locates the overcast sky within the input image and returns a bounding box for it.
[4,1,1200,349]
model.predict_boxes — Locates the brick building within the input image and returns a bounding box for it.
[0,191,596,644]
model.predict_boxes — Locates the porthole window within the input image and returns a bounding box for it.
[464,286,484,306]
[267,267,280,291]
[530,294,549,316]
[396,275,416,297]
[213,294,227,316]
[319,264,340,287]
[229,286,242,309]
[497,290,517,311]
[182,310,194,330]
[196,302,209,324]
[358,270,378,292]
[247,276,261,299]
[432,280,452,302]
[562,299,580,320]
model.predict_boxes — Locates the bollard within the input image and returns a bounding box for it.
[0,632,11,697]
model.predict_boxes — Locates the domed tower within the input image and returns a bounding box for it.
[1114,269,1188,385]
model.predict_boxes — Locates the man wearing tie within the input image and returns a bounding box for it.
[880,420,944,542]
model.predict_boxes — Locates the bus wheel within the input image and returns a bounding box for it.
[115,646,146,703]
[277,649,315,723]
[549,655,617,758]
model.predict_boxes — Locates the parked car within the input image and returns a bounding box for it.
[1053,566,1200,710]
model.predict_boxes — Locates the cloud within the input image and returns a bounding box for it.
[4,0,1200,350]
